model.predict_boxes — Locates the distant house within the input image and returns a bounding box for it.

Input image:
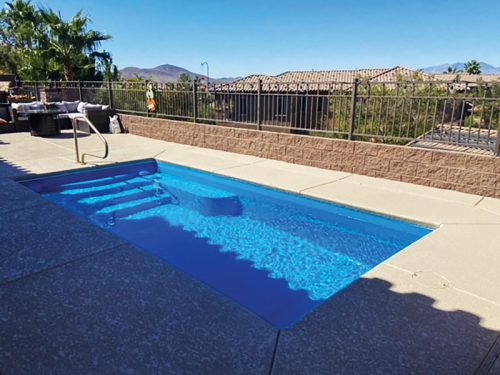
[433,73,500,84]
[211,66,430,130]
[432,73,500,93]
[210,66,500,131]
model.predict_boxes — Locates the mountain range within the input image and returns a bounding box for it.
[119,62,500,83]
[119,64,240,83]
[420,62,500,74]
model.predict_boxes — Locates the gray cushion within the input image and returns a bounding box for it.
[29,103,45,110]
[55,102,68,112]
[63,101,80,113]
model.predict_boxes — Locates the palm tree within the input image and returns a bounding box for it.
[1,0,40,49]
[464,60,481,75]
[1,0,50,79]
[39,8,111,81]
[445,66,462,74]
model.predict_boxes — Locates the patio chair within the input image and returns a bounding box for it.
[0,103,16,133]
[8,105,31,132]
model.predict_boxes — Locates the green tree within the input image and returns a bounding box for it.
[445,66,462,74]
[464,60,481,75]
[1,0,39,49]
[0,0,50,79]
[0,44,21,74]
[39,8,111,81]
[178,73,191,83]
[0,0,116,81]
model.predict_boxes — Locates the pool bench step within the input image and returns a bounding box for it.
[156,178,243,217]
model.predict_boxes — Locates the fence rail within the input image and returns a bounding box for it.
[18,79,500,155]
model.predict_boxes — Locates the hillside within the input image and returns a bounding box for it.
[119,64,240,83]
[421,62,500,74]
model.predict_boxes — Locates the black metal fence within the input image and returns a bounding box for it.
[20,79,500,155]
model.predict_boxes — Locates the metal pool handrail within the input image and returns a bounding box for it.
[71,114,109,164]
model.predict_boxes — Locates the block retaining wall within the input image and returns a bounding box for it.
[121,114,500,199]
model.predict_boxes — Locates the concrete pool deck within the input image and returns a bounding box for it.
[0,130,499,374]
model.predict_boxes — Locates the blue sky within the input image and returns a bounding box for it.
[16,0,500,77]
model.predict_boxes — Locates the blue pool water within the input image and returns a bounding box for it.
[22,159,432,328]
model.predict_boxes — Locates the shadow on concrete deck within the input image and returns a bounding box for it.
[0,156,29,178]
[273,275,500,374]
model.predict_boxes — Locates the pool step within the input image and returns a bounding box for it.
[107,197,173,219]
[59,171,243,218]
[79,189,163,212]
[62,180,150,201]
[90,196,173,225]
[60,174,133,190]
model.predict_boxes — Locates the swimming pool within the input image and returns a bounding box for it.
[21,159,432,328]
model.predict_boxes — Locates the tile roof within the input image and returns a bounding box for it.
[369,66,431,82]
[274,69,388,83]
[230,66,424,86]
[214,67,500,92]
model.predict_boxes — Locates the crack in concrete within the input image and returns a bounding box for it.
[385,263,500,309]
[0,244,124,288]
[474,196,486,207]
[268,329,281,375]
[475,333,500,375]
[298,174,352,193]
[210,159,268,172]
[153,146,199,160]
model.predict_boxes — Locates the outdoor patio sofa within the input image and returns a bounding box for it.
[0,103,16,133]
[9,101,116,134]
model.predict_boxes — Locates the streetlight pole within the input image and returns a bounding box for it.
[201,62,209,86]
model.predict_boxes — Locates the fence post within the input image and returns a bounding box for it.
[107,80,114,109]
[145,80,150,117]
[78,81,83,101]
[192,80,198,123]
[349,78,359,140]
[257,79,262,130]
[495,124,500,156]
[34,81,39,101]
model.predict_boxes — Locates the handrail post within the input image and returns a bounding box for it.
[107,80,114,109]
[72,118,81,164]
[192,80,198,123]
[78,81,83,101]
[257,79,262,130]
[71,114,109,165]
[349,78,359,140]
